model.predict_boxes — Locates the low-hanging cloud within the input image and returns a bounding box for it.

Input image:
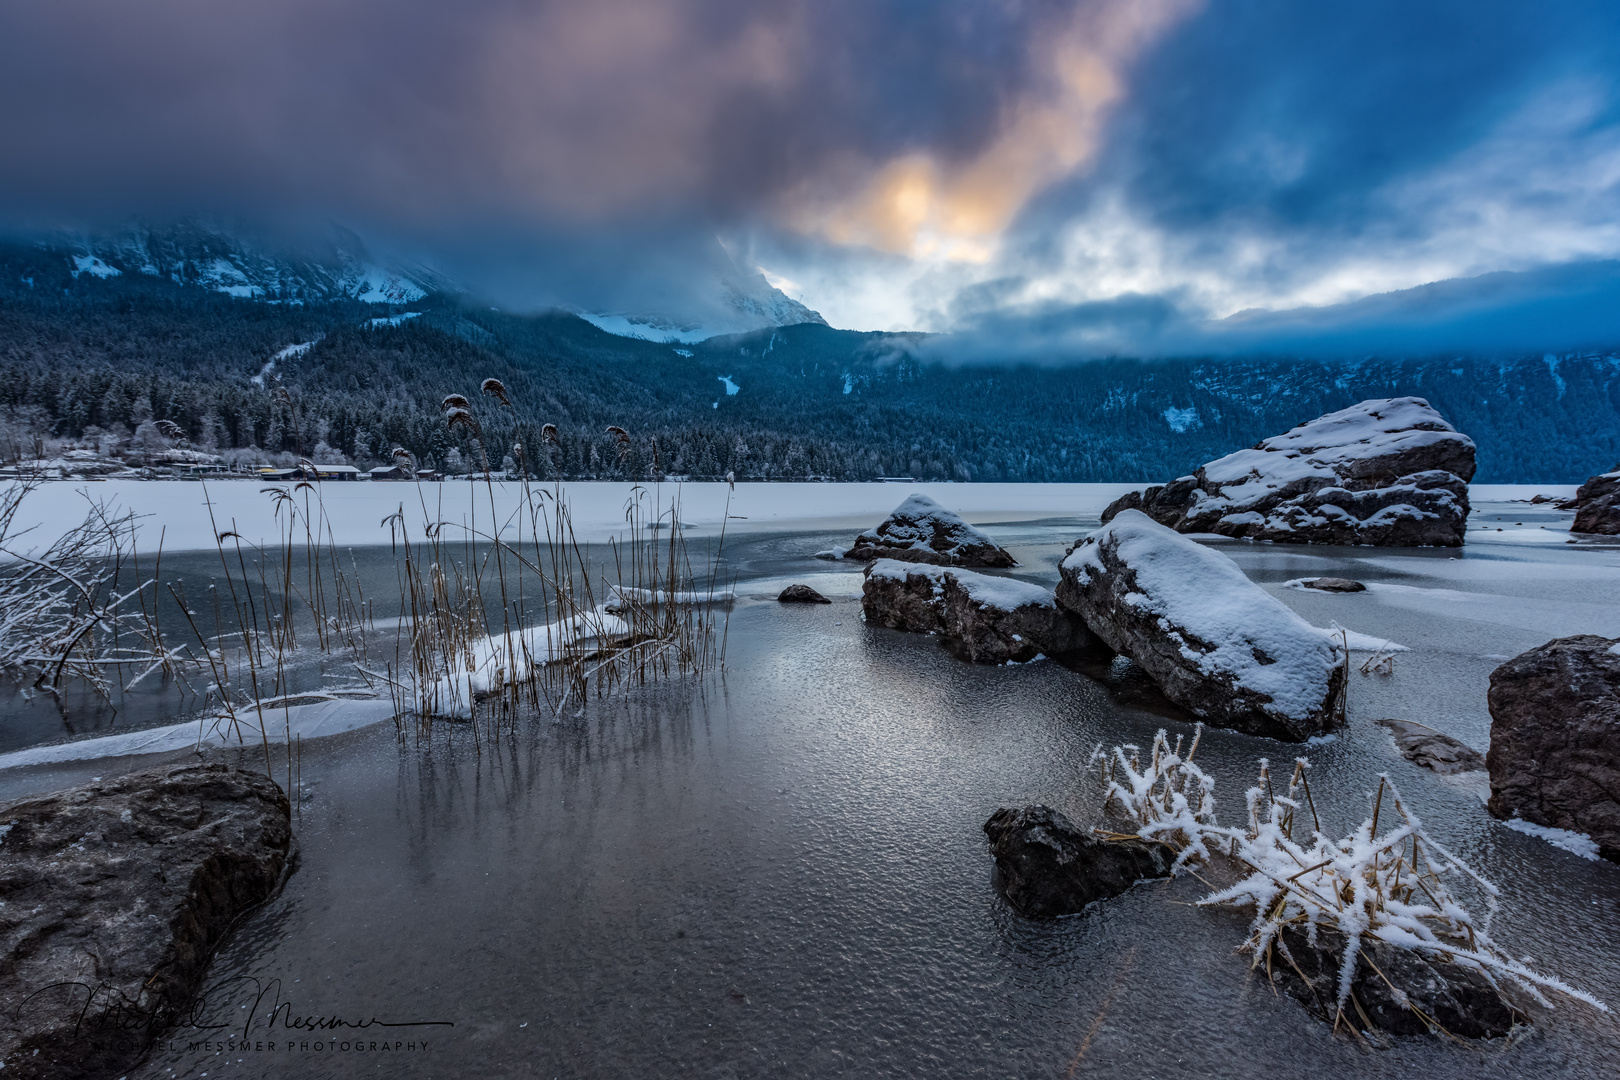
[3,0,1620,342]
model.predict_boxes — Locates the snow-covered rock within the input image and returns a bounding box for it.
[1057,511,1345,740]
[1571,463,1620,535]
[1103,398,1476,546]
[846,494,1016,567]
[1487,635,1620,860]
[861,559,1095,664]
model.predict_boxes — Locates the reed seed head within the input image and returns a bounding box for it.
[446,406,480,434]
[441,394,471,412]
[480,378,511,407]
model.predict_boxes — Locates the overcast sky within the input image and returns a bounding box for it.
[4,0,1618,349]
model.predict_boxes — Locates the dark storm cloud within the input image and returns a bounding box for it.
[976,0,1620,333]
[4,0,1619,343]
[0,0,1054,226]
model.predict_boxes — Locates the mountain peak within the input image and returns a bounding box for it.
[39,219,449,304]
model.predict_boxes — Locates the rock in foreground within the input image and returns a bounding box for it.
[0,764,292,1080]
[1377,718,1485,774]
[1102,398,1475,546]
[983,805,1170,918]
[1486,635,1620,860]
[1571,464,1620,535]
[1057,511,1345,741]
[846,494,1016,567]
[1267,926,1518,1038]
[777,583,832,603]
[862,559,1095,663]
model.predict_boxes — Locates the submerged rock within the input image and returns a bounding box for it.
[1376,718,1485,774]
[1267,926,1518,1039]
[845,493,1016,567]
[1102,398,1476,546]
[0,764,292,1080]
[1571,464,1620,535]
[777,583,833,604]
[862,559,1096,664]
[1304,577,1366,593]
[1486,635,1620,860]
[982,805,1170,918]
[1057,511,1345,741]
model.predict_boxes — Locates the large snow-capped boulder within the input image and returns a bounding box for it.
[1103,398,1476,546]
[1486,635,1620,861]
[846,494,1016,567]
[1571,463,1620,535]
[1057,511,1345,740]
[861,559,1095,663]
[0,764,291,1080]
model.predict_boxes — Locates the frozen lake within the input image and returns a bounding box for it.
[2,483,1617,1078]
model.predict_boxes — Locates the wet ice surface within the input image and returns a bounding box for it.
[5,499,1620,1078]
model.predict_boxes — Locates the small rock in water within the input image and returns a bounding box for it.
[982,805,1170,918]
[778,583,833,604]
[1304,577,1367,593]
[1268,926,1519,1039]
[0,764,292,1079]
[1376,718,1485,774]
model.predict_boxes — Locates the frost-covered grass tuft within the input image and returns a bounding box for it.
[1090,731,1608,1033]
[1089,725,1219,872]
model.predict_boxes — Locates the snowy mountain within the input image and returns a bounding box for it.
[578,262,828,342]
[48,220,447,304]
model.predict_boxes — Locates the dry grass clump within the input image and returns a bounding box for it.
[1090,727,1607,1032]
[0,377,731,787]
[0,480,167,697]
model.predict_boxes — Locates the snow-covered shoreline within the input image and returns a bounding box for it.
[0,479,1578,555]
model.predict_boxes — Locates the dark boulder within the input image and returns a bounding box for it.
[1100,398,1475,547]
[1057,511,1345,741]
[1266,926,1518,1038]
[778,583,832,604]
[1571,464,1620,535]
[1376,718,1485,774]
[1304,577,1367,592]
[0,764,292,1080]
[846,493,1016,567]
[862,560,1096,664]
[983,805,1171,918]
[1486,635,1620,860]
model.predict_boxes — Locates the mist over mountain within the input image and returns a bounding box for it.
[2,230,1616,485]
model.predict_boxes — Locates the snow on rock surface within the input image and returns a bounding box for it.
[1571,462,1620,535]
[861,559,1095,664]
[1103,397,1476,546]
[1056,511,1345,740]
[846,493,1016,567]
